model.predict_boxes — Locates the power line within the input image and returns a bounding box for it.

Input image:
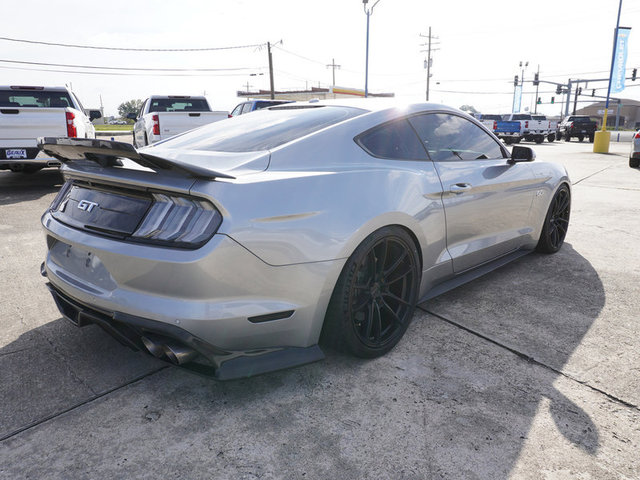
[0,58,259,73]
[0,65,255,77]
[0,36,265,52]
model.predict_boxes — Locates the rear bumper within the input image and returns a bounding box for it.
[41,212,341,377]
[44,281,324,380]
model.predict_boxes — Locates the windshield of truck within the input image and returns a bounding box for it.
[0,90,74,108]
[148,98,211,113]
[154,105,366,152]
[511,114,531,120]
[481,114,502,121]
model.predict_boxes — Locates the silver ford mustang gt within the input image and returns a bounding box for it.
[39,101,571,379]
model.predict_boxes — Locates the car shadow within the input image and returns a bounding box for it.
[0,242,607,477]
[0,169,64,206]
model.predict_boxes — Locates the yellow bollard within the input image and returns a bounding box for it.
[593,130,611,153]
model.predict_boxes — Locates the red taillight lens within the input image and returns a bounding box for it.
[525,121,529,128]
[493,121,497,130]
[65,111,77,137]
[570,122,574,129]
[635,132,640,139]
[152,114,160,135]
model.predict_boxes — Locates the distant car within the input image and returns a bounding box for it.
[230,99,292,116]
[630,130,640,168]
[39,101,571,380]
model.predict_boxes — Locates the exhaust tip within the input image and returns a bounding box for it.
[141,335,167,359]
[164,343,198,365]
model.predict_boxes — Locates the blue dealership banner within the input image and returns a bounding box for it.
[512,85,522,113]
[611,27,631,94]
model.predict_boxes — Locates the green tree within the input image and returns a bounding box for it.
[118,99,144,119]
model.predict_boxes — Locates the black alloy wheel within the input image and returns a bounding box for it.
[536,185,571,254]
[322,227,420,358]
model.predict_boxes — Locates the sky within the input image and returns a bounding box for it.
[2,0,640,117]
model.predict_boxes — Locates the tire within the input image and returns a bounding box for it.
[630,157,640,168]
[578,134,584,142]
[534,135,544,144]
[321,226,421,358]
[514,137,522,144]
[132,131,137,148]
[504,137,513,145]
[588,134,594,143]
[547,134,555,143]
[556,132,562,141]
[565,133,571,142]
[536,185,571,254]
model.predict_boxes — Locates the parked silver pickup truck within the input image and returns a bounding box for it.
[0,85,101,173]
[129,95,229,147]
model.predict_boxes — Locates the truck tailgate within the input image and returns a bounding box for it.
[0,108,67,146]
[157,112,227,140]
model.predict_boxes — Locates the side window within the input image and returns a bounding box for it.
[231,104,243,116]
[408,113,505,161]
[241,103,253,114]
[357,119,427,161]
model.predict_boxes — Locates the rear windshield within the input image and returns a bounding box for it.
[481,114,502,121]
[154,105,365,152]
[511,114,531,120]
[571,117,592,122]
[532,115,546,120]
[148,98,210,113]
[0,90,74,108]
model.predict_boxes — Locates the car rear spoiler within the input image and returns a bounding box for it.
[37,137,235,180]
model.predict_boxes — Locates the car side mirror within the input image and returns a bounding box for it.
[126,112,138,120]
[89,110,102,121]
[509,145,536,163]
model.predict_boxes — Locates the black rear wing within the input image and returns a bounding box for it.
[37,137,235,180]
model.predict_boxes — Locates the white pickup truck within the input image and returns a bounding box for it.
[0,85,101,173]
[130,95,229,147]
[503,113,556,143]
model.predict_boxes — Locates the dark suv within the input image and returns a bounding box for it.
[558,116,597,142]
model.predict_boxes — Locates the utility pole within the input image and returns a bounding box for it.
[267,41,275,100]
[326,58,341,86]
[243,81,253,93]
[572,80,580,115]
[420,27,439,101]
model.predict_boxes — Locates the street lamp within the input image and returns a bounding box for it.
[363,0,381,98]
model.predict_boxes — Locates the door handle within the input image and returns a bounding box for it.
[449,183,472,194]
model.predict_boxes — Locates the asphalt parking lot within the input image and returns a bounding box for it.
[1,138,639,479]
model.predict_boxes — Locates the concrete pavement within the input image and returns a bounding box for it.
[1,139,638,479]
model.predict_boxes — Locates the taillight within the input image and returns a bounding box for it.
[635,132,640,139]
[65,112,77,138]
[131,193,222,248]
[152,114,160,135]
[570,122,574,129]
[493,121,497,130]
[525,121,529,128]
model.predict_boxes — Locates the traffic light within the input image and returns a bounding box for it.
[633,68,637,81]
[514,75,519,87]
[533,73,539,86]
[551,97,555,104]
[537,97,542,104]
[555,85,562,95]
